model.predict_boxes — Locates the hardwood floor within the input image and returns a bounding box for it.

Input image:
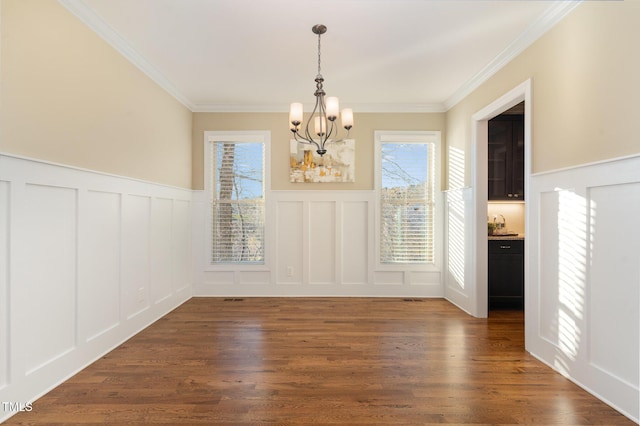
[5,298,634,425]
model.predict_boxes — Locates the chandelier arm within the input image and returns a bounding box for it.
[303,119,316,145]
[303,94,322,143]
[326,119,337,141]
[338,128,351,142]
[292,131,321,151]
[327,124,351,145]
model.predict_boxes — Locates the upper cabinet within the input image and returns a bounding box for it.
[488,114,524,201]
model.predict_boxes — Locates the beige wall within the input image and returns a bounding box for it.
[1,0,192,188]
[192,112,445,190]
[6,1,635,192]
[446,1,640,188]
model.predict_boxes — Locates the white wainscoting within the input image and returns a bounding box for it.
[527,154,640,422]
[443,187,475,315]
[0,154,192,422]
[193,190,443,297]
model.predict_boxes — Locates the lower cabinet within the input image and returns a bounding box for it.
[488,239,524,310]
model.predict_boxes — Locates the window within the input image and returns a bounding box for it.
[205,131,270,265]
[375,131,441,265]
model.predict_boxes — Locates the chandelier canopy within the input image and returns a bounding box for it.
[289,24,353,157]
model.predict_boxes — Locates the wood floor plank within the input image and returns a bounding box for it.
[4,298,635,425]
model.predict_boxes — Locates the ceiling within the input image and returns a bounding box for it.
[60,0,580,113]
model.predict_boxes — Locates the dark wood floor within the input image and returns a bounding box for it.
[5,298,634,425]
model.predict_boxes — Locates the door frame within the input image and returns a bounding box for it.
[470,79,532,318]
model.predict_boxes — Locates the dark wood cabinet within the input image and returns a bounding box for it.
[488,239,524,310]
[488,115,524,200]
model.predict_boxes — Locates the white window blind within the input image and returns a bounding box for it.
[379,141,435,264]
[211,141,265,264]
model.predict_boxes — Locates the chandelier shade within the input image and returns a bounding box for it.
[289,24,353,157]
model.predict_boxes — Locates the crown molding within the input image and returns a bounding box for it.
[59,0,581,115]
[192,104,290,113]
[193,102,446,114]
[443,0,582,111]
[58,0,196,111]
[347,103,446,113]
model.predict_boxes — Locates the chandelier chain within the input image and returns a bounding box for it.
[317,32,322,76]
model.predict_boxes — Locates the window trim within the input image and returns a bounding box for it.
[374,130,442,272]
[204,130,271,271]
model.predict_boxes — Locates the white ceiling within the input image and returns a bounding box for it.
[60,0,580,112]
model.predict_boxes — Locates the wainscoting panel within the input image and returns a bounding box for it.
[587,183,639,391]
[203,271,236,287]
[122,194,152,319]
[0,181,10,390]
[79,190,121,343]
[528,155,640,422]
[238,270,271,285]
[341,200,369,285]
[308,201,336,285]
[276,200,304,284]
[173,199,193,293]
[374,271,404,286]
[150,198,174,304]
[194,190,443,297]
[537,189,562,346]
[443,187,474,314]
[21,183,78,375]
[0,154,192,423]
[409,271,441,287]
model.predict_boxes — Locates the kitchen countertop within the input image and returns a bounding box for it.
[488,234,525,240]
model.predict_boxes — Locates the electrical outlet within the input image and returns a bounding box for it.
[287,266,294,277]
[137,287,145,303]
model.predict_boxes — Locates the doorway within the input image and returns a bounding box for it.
[487,102,525,313]
[469,79,531,320]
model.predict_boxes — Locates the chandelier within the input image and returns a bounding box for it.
[289,24,353,157]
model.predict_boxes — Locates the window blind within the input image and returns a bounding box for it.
[380,142,435,264]
[211,141,265,263]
